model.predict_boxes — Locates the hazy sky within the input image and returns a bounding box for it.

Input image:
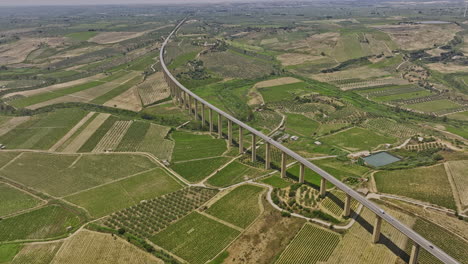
[0,0,266,6]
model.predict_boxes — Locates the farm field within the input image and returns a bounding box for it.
[137,72,170,105]
[10,242,63,264]
[0,152,156,197]
[171,157,230,183]
[206,184,264,228]
[0,244,22,263]
[171,131,227,162]
[374,164,456,209]
[207,161,267,187]
[445,160,468,209]
[260,174,293,188]
[321,127,397,152]
[92,120,133,152]
[61,113,110,152]
[0,109,88,150]
[0,182,42,217]
[151,212,240,264]
[404,99,461,113]
[258,82,310,103]
[0,205,81,242]
[276,224,340,264]
[51,229,162,264]
[65,168,182,217]
[284,113,319,137]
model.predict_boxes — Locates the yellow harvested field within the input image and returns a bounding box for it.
[326,207,415,264]
[5,73,106,98]
[50,112,96,152]
[0,37,66,65]
[312,66,390,82]
[12,242,63,264]
[49,46,105,60]
[51,230,162,264]
[62,113,110,153]
[0,116,30,137]
[277,53,324,66]
[373,24,462,50]
[427,62,468,74]
[446,160,468,209]
[254,77,302,88]
[92,120,132,152]
[89,31,147,44]
[338,78,409,91]
[103,87,142,111]
[138,72,170,106]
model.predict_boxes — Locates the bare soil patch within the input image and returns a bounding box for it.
[254,77,302,88]
[62,113,110,153]
[50,112,95,152]
[313,66,390,82]
[427,62,468,74]
[104,86,142,112]
[89,31,147,44]
[0,37,66,65]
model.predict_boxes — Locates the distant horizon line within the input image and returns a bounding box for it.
[0,0,280,7]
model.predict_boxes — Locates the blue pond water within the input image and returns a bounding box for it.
[362,152,401,167]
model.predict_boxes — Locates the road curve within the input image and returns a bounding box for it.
[160,19,461,264]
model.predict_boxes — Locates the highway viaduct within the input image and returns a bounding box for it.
[160,18,461,264]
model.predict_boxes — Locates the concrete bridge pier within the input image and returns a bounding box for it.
[299,163,305,183]
[372,215,382,243]
[343,194,351,217]
[218,113,222,139]
[194,100,198,120]
[209,108,213,133]
[201,104,206,126]
[251,134,257,162]
[281,151,287,178]
[188,95,192,115]
[238,127,244,154]
[320,178,327,197]
[265,142,271,169]
[183,92,188,109]
[409,244,420,264]
[228,120,233,146]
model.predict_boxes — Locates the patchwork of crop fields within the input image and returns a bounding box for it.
[171,131,227,162]
[138,72,170,105]
[171,156,231,183]
[206,184,264,228]
[0,152,156,197]
[151,212,240,264]
[105,187,218,239]
[0,108,88,150]
[0,205,81,242]
[0,182,42,217]
[276,224,340,264]
[92,120,133,152]
[375,164,456,210]
[65,168,183,217]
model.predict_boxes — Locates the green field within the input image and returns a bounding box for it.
[276,224,340,264]
[65,168,182,217]
[313,158,370,179]
[285,113,319,137]
[322,127,397,152]
[171,131,227,162]
[260,174,293,188]
[151,212,240,264]
[0,244,22,263]
[372,90,433,102]
[0,205,81,242]
[287,163,334,188]
[258,82,310,103]
[1,152,156,197]
[66,31,98,41]
[206,184,264,228]
[0,109,87,150]
[78,115,118,152]
[405,99,461,113]
[0,183,41,217]
[0,152,21,168]
[375,164,456,209]
[171,157,230,183]
[207,161,266,187]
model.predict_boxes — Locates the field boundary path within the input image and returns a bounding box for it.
[49,112,95,151]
